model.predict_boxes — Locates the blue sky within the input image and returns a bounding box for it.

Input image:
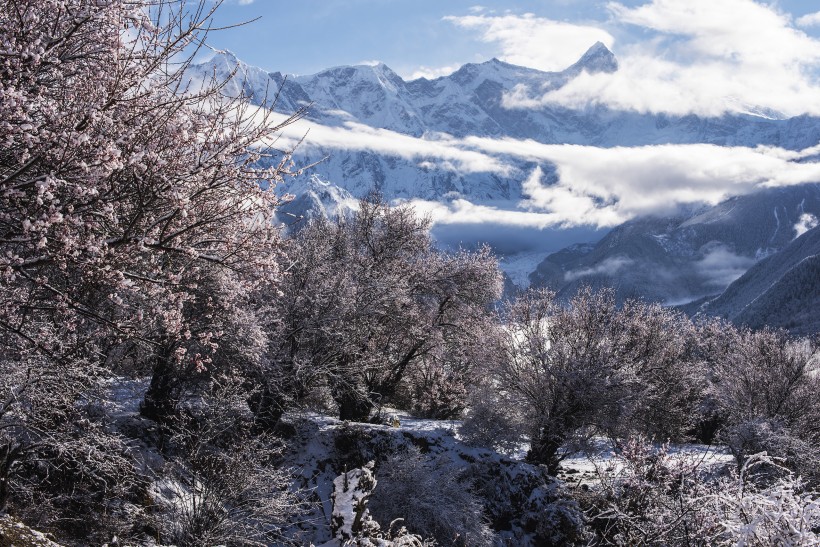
[209,0,820,78]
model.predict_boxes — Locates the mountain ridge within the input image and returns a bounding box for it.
[188,47,820,331]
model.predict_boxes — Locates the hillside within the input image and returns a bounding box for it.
[528,184,820,306]
[691,223,820,333]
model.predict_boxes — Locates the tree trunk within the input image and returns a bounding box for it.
[248,382,286,432]
[141,345,181,424]
[527,429,564,476]
[336,389,373,422]
[0,442,23,512]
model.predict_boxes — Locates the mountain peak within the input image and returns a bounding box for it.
[568,42,618,74]
[213,49,240,64]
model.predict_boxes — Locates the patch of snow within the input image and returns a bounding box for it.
[103,376,150,418]
[498,250,551,288]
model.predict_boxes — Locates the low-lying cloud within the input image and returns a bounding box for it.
[695,244,756,287]
[261,110,820,230]
[564,256,635,282]
[465,140,820,227]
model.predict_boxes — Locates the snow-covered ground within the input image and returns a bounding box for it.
[96,380,740,545]
[559,438,734,487]
[280,410,738,544]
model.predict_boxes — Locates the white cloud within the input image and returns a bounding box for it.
[797,12,820,28]
[564,256,634,281]
[267,116,512,176]
[463,138,820,227]
[453,0,820,117]
[695,243,756,287]
[407,65,460,80]
[237,0,254,4]
[794,213,819,238]
[406,198,566,228]
[256,108,820,230]
[607,0,818,66]
[443,13,615,72]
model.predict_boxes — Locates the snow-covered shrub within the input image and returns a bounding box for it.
[700,454,820,545]
[583,437,712,546]
[1,351,144,543]
[581,438,820,546]
[397,315,501,421]
[465,458,586,546]
[149,379,302,546]
[722,419,820,485]
[369,446,496,547]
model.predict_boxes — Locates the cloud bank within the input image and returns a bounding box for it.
[261,111,820,231]
[695,244,756,287]
[564,256,635,282]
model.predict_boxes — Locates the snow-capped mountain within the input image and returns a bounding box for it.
[188,45,820,328]
[189,43,820,204]
[196,43,820,148]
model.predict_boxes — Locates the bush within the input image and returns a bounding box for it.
[722,419,820,485]
[369,446,496,547]
[150,380,302,546]
[581,437,820,546]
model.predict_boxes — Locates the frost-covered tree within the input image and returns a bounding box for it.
[612,298,704,442]
[0,0,303,536]
[267,197,502,422]
[0,0,300,369]
[712,328,819,431]
[465,288,703,475]
[711,327,820,482]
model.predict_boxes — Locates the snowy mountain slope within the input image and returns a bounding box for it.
[190,45,820,201]
[275,174,358,228]
[529,184,820,305]
[690,221,820,334]
[732,256,820,335]
[187,46,820,317]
